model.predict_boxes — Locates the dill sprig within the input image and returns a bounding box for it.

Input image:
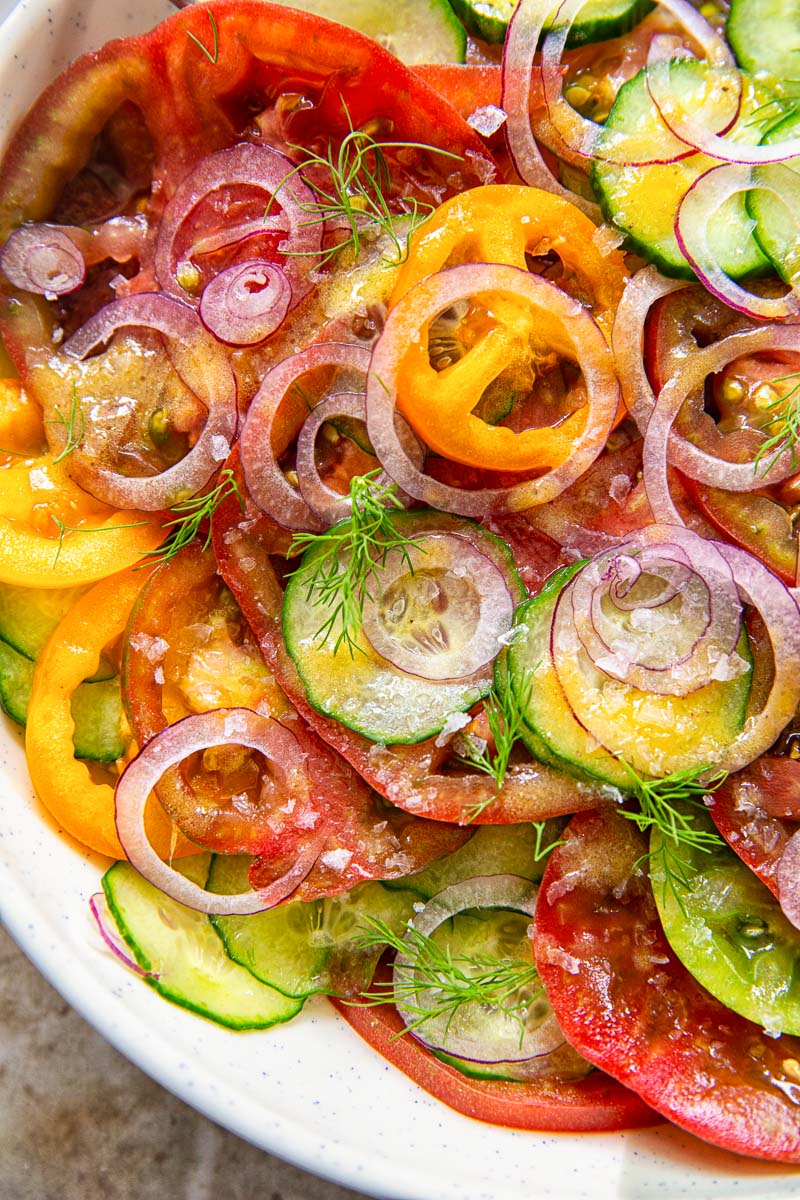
[531,819,566,863]
[753,371,800,476]
[50,515,151,567]
[49,384,85,464]
[456,675,534,822]
[186,9,219,63]
[356,916,542,1043]
[268,110,461,270]
[288,469,422,657]
[619,761,727,910]
[145,468,244,567]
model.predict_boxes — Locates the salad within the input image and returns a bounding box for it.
[3,0,800,1172]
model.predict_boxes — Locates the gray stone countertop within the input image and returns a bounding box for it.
[0,923,372,1200]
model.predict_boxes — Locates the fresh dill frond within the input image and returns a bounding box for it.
[753,370,800,476]
[50,515,151,567]
[186,8,219,63]
[355,916,542,1043]
[49,384,85,464]
[145,468,244,567]
[619,760,727,911]
[531,820,566,863]
[288,469,422,657]
[267,106,461,270]
[456,674,534,822]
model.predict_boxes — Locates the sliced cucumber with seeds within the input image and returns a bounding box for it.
[259,0,466,63]
[592,61,773,279]
[652,813,800,1036]
[748,111,800,285]
[103,855,302,1030]
[727,0,800,92]
[283,510,525,744]
[449,0,652,48]
[210,855,420,998]
[0,636,127,760]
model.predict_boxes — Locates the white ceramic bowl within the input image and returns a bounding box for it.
[2,3,800,1196]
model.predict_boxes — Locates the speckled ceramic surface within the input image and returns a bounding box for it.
[2,2,800,1196]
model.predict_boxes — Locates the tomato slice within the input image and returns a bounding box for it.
[212,480,605,825]
[534,807,800,1162]
[330,963,656,1133]
[709,757,800,897]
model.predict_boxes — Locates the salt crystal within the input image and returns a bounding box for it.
[434,711,472,748]
[210,435,230,462]
[467,105,507,137]
[320,848,353,872]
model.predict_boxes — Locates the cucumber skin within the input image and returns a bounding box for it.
[449,0,653,48]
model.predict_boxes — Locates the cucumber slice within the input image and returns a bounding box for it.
[103,855,302,1030]
[592,61,772,279]
[283,510,525,744]
[506,564,752,781]
[652,814,800,1036]
[393,822,564,899]
[748,111,800,285]
[259,0,466,64]
[0,635,126,760]
[209,855,420,998]
[449,0,652,48]
[727,0,800,92]
[0,581,88,660]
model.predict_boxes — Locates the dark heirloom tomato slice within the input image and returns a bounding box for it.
[212,479,606,825]
[708,757,800,896]
[534,807,800,1163]
[123,540,467,893]
[330,963,656,1132]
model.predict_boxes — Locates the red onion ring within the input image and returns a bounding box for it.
[240,341,371,531]
[644,325,800,528]
[115,708,323,915]
[198,259,291,347]
[501,0,600,217]
[393,874,565,1064]
[555,526,743,697]
[1,224,86,295]
[361,534,515,681]
[62,293,238,511]
[610,265,689,433]
[676,164,800,320]
[776,829,800,932]
[540,0,734,168]
[154,143,321,306]
[294,392,423,526]
[365,263,619,517]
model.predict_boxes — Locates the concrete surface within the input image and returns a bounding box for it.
[0,924,372,1200]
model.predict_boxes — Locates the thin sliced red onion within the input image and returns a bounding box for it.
[393,874,565,1064]
[63,293,237,510]
[1,225,86,295]
[240,342,371,531]
[540,0,733,168]
[89,892,154,978]
[199,259,291,347]
[677,164,800,320]
[777,829,800,931]
[644,326,800,524]
[715,543,800,774]
[610,265,689,433]
[501,0,600,217]
[649,62,800,164]
[295,392,423,525]
[154,143,320,306]
[361,534,514,681]
[115,708,323,915]
[556,527,742,696]
[366,263,619,518]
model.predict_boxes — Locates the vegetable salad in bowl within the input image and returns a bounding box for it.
[3,0,800,1187]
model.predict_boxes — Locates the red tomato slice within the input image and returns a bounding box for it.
[212,478,605,825]
[124,539,467,893]
[709,757,800,896]
[534,806,800,1163]
[330,964,656,1133]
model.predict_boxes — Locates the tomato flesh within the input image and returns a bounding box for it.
[534,807,800,1162]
